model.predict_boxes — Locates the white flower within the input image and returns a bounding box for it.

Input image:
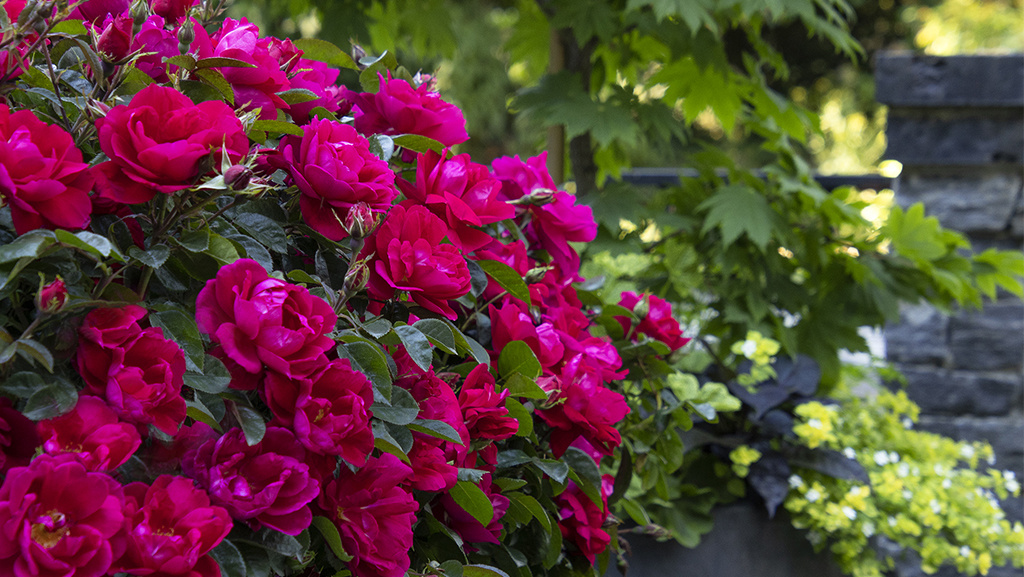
[862,522,875,537]
[902,417,913,429]
[740,339,758,358]
[888,517,897,527]
[1006,479,1020,494]
[942,479,952,489]
[930,499,942,514]
[960,445,975,459]
[959,546,971,558]
[789,475,804,489]
[897,463,910,478]
[843,448,856,459]
[806,489,821,502]
[808,418,824,430]
[874,451,890,466]
[1004,470,1016,481]
[888,451,900,463]
[987,454,996,465]
[842,506,857,520]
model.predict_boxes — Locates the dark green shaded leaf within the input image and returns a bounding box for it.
[183,355,232,394]
[393,324,433,371]
[231,401,266,446]
[311,516,352,561]
[251,120,303,137]
[412,318,457,354]
[564,447,603,507]
[233,213,288,253]
[534,459,569,484]
[466,259,487,298]
[0,371,43,398]
[129,244,171,268]
[504,398,533,437]
[0,230,54,263]
[56,229,120,260]
[210,540,246,577]
[339,341,393,391]
[372,420,410,463]
[449,480,493,526]
[150,309,204,372]
[697,184,776,249]
[23,377,77,420]
[408,418,464,445]
[164,54,196,70]
[371,385,419,425]
[477,259,531,305]
[497,341,541,379]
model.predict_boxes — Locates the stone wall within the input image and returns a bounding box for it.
[877,53,1024,577]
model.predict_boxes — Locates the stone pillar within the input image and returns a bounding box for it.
[877,53,1024,577]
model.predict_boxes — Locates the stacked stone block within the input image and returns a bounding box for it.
[877,53,1024,577]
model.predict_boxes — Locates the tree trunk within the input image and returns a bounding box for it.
[555,28,598,196]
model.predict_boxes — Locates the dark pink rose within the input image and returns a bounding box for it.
[196,258,337,379]
[93,84,248,204]
[363,204,471,320]
[0,105,94,235]
[266,38,302,72]
[436,473,509,544]
[70,0,129,23]
[616,291,691,351]
[2,0,25,21]
[0,397,38,476]
[404,442,456,492]
[183,425,319,535]
[395,369,469,491]
[342,74,468,147]
[131,15,178,82]
[555,475,613,562]
[38,395,141,472]
[149,0,197,23]
[114,476,231,577]
[398,150,514,252]
[538,357,629,458]
[0,454,126,577]
[35,277,68,314]
[76,306,187,435]
[489,300,564,370]
[189,18,290,119]
[288,59,341,124]
[491,151,556,202]
[263,358,374,465]
[459,364,517,441]
[319,454,418,577]
[96,13,132,61]
[271,119,396,241]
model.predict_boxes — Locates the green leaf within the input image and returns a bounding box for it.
[232,213,288,253]
[368,134,395,162]
[564,447,603,507]
[14,338,54,372]
[412,318,457,354]
[129,244,171,268]
[504,398,534,437]
[339,341,393,390]
[183,355,232,394]
[51,19,88,35]
[371,385,419,425]
[0,371,44,398]
[392,325,433,371]
[194,68,235,105]
[179,79,225,104]
[250,120,303,137]
[503,373,547,400]
[231,401,266,446]
[55,230,121,260]
[697,184,776,249]
[534,459,569,484]
[372,420,410,463]
[210,540,247,577]
[196,56,257,69]
[449,480,494,527]
[358,51,399,92]
[476,260,531,305]
[505,493,550,531]
[205,234,240,265]
[408,418,464,445]
[0,230,55,263]
[150,309,205,372]
[311,516,353,561]
[391,134,444,154]
[292,38,358,70]
[236,527,305,559]
[463,566,510,577]
[497,341,542,379]
[175,228,211,252]
[512,72,639,146]
[451,325,490,365]
[164,53,196,70]
[186,398,223,430]
[276,88,320,104]
[22,378,77,420]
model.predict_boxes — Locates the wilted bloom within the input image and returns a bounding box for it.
[319,454,419,577]
[195,258,336,379]
[0,104,94,234]
[36,277,68,314]
[342,73,468,147]
[93,84,247,204]
[363,204,471,320]
[38,395,142,472]
[0,454,127,577]
[271,119,397,241]
[616,292,690,351]
[113,476,231,577]
[183,425,320,535]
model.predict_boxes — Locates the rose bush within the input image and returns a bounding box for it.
[0,3,1018,577]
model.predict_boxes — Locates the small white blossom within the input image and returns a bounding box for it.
[808,418,823,430]
[842,506,857,520]
[888,517,897,527]
[959,546,971,558]
[930,499,942,514]
[806,489,821,502]
[987,454,997,465]
[1006,479,1020,494]
[897,463,910,478]
[942,479,952,489]
[843,448,856,459]
[902,417,913,429]
[888,451,900,463]
[789,475,804,489]
[1004,470,1016,481]
[874,451,890,466]
[740,339,758,358]
[862,522,875,537]
[960,445,975,459]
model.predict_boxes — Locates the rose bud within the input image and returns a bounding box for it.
[343,256,371,295]
[343,202,376,240]
[36,277,68,314]
[223,164,252,191]
[97,13,132,61]
[176,17,193,54]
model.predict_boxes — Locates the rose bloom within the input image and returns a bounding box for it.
[459,364,518,441]
[319,454,418,577]
[96,13,133,61]
[69,0,128,23]
[93,84,248,204]
[0,104,94,235]
[195,258,336,380]
[616,291,691,351]
[150,0,198,23]
[76,306,187,436]
[288,59,342,124]
[436,473,510,545]
[0,397,39,476]
[131,15,179,82]
[38,395,141,472]
[395,368,470,492]
[342,74,468,147]
[189,18,290,120]
[0,454,126,577]
[113,476,231,577]
[489,299,564,370]
[263,358,375,465]
[555,476,614,563]
[271,119,396,241]
[363,204,471,320]
[183,425,319,535]
[538,357,630,458]
[398,150,514,252]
